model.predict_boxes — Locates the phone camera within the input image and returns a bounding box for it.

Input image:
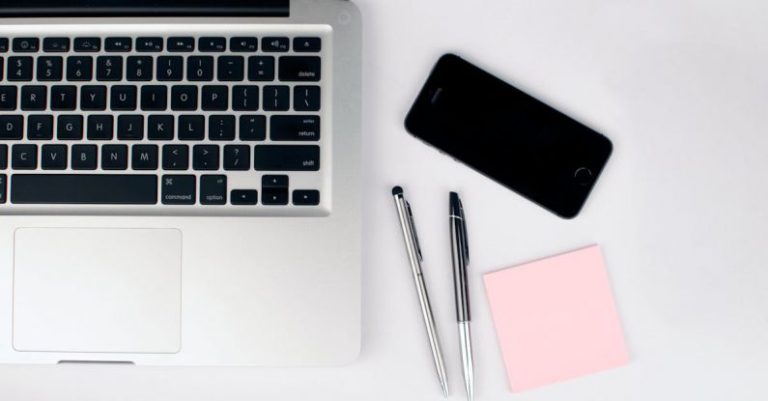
[573,167,593,186]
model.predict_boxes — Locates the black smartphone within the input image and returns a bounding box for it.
[405,54,613,218]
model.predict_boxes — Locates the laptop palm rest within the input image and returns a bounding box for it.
[12,228,182,354]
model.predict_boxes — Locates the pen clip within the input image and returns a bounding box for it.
[459,200,470,265]
[405,201,424,262]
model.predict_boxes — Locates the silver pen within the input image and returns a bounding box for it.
[450,192,474,401]
[392,186,449,398]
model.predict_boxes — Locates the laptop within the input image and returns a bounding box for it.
[0,0,362,366]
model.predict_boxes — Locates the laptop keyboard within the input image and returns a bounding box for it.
[0,25,330,215]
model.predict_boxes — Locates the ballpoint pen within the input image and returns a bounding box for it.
[392,186,449,398]
[450,192,474,401]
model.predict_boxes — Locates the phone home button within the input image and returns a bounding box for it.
[573,167,593,186]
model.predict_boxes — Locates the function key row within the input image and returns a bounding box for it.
[1,55,320,82]
[0,37,321,53]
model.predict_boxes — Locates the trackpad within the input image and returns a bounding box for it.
[13,228,182,353]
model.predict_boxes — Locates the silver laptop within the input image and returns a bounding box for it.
[0,0,362,366]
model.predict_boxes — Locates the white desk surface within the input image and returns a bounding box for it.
[3,0,768,399]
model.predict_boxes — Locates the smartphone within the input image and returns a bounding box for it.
[405,54,613,218]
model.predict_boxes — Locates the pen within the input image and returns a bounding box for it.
[450,192,474,401]
[392,186,449,398]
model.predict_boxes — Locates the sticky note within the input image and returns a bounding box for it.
[483,245,629,392]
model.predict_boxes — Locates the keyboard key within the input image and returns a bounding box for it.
[87,115,113,140]
[262,37,289,52]
[117,115,144,140]
[141,86,168,111]
[199,37,226,52]
[239,115,266,141]
[0,174,5,203]
[168,37,194,52]
[230,37,258,52]
[193,145,219,170]
[254,145,319,171]
[21,86,46,111]
[279,56,321,81]
[201,86,228,110]
[71,145,97,169]
[0,86,18,110]
[230,189,257,205]
[0,116,23,139]
[223,145,249,171]
[102,144,128,170]
[57,115,83,140]
[200,175,227,205]
[209,115,235,141]
[0,58,3,80]
[96,56,123,81]
[162,145,188,170]
[12,144,37,169]
[105,37,132,52]
[132,145,159,170]
[217,56,244,81]
[171,85,198,110]
[67,56,93,81]
[110,85,137,110]
[261,174,288,205]
[187,56,213,81]
[8,57,33,81]
[263,174,288,188]
[74,37,101,52]
[13,38,39,52]
[0,145,7,169]
[12,174,157,204]
[293,37,321,52]
[148,115,174,140]
[178,115,204,140]
[136,37,163,52]
[157,56,183,81]
[263,85,289,111]
[161,175,195,205]
[43,37,70,52]
[247,56,274,81]
[80,85,107,110]
[232,85,259,111]
[51,85,77,110]
[37,56,63,81]
[294,85,321,111]
[127,56,153,81]
[27,115,53,140]
[293,190,320,205]
[271,115,320,141]
[0,38,9,53]
[40,144,67,169]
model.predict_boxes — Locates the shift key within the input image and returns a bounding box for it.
[254,145,319,171]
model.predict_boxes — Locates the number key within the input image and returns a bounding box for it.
[8,57,33,81]
[127,56,153,81]
[66,56,93,81]
[37,56,63,81]
[96,56,123,81]
[157,56,183,81]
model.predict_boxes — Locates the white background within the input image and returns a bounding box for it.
[2,0,768,399]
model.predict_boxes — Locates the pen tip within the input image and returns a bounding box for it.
[392,186,403,196]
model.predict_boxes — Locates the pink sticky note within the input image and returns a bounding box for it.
[483,245,629,392]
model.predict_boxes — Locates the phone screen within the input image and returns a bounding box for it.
[405,54,612,218]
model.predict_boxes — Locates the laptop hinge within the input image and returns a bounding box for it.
[0,0,289,18]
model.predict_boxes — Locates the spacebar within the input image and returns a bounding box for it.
[11,174,158,205]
